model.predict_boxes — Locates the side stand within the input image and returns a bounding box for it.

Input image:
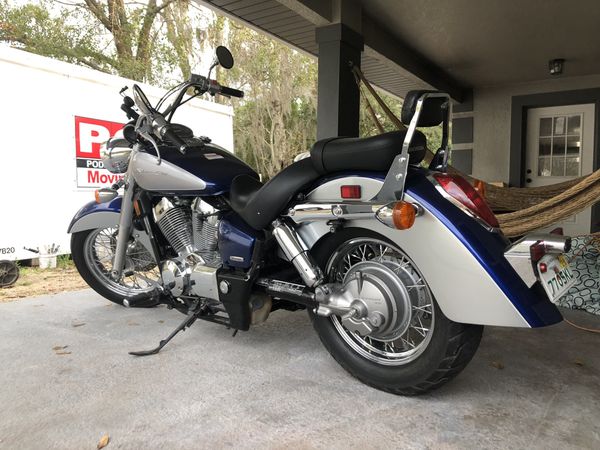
[129,301,201,357]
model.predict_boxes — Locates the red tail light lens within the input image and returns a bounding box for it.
[433,173,500,228]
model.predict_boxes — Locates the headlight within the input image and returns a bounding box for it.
[101,133,132,174]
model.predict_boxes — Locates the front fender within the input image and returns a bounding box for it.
[67,197,122,233]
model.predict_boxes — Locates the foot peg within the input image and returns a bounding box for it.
[122,289,160,308]
[129,301,200,356]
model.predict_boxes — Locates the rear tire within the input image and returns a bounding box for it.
[310,228,483,395]
[71,229,159,307]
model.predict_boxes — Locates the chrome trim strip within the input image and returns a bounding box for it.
[286,202,383,224]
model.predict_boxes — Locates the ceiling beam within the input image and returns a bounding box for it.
[274,0,332,26]
[362,14,467,102]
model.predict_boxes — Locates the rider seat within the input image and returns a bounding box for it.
[229,129,427,230]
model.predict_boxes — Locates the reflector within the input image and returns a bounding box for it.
[340,185,361,199]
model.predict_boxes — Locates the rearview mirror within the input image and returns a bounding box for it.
[215,46,234,70]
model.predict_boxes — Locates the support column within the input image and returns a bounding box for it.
[315,23,363,139]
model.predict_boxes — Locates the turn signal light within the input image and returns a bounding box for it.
[94,188,118,204]
[392,201,416,230]
[133,199,142,216]
[473,179,486,198]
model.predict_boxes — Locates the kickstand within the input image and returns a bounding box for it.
[129,301,201,357]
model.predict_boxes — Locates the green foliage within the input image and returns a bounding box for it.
[0,0,194,84]
[206,20,317,179]
[57,254,73,270]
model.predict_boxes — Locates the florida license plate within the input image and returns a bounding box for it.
[538,254,576,303]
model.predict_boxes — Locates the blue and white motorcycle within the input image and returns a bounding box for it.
[69,46,576,395]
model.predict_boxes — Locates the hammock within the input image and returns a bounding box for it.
[353,66,600,237]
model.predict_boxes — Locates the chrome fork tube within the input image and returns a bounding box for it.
[272,220,323,288]
[110,178,136,281]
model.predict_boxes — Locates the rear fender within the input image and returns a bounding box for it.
[295,171,562,328]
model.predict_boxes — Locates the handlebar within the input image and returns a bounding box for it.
[126,77,243,154]
[218,85,244,98]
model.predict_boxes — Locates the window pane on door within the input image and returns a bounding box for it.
[538,157,551,176]
[552,136,565,155]
[566,136,581,155]
[567,115,581,134]
[552,158,565,176]
[554,116,566,135]
[539,137,552,155]
[565,157,580,176]
[539,118,553,136]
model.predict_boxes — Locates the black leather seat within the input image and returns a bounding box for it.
[230,129,427,230]
[230,158,320,230]
[310,130,426,175]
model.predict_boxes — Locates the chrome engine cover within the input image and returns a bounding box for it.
[155,198,221,299]
[161,259,186,297]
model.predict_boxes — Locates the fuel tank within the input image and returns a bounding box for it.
[131,141,258,195]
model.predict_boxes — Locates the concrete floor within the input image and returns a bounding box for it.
[0,290,598,450]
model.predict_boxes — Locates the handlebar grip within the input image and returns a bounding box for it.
[219,85,244,98]
[162,126,188,154]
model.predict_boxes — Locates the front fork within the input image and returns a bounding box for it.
[110,177,136,281]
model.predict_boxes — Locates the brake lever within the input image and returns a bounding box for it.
[136,114,162,165]
[139,130,162,165]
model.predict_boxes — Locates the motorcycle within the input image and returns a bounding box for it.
[69,46,576,395]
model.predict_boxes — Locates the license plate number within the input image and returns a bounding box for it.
[538,254,576,303]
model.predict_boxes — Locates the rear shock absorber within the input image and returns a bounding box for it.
[271,220,323,288]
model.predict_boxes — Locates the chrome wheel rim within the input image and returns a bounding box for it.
[83,227,159,297]
[326,238,435,366]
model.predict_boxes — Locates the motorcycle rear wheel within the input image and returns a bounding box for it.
[310,228,483,395]
[71,228,160,307]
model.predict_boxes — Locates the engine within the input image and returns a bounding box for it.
[153,197,221,298]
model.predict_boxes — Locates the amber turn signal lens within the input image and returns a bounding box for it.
[94,189,101,204]
[133,199,142,217]
[392,201,416,230]
[473,179,486,198]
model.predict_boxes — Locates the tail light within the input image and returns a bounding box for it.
[433,173,499,228]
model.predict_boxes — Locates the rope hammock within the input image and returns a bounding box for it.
[352,66,600,237]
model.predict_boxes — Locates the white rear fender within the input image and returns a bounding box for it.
[293,175,530,328]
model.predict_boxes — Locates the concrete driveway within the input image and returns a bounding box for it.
[0,290,599,449]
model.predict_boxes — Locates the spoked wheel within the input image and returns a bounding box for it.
[71,227,160,307]
[310,229,483,395]
[0,260,19,287]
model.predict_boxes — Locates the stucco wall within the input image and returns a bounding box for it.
[472,74,600,184]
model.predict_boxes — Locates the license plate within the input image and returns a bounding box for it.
[538,254,577,303]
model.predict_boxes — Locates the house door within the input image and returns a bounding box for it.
[525,104,595,236]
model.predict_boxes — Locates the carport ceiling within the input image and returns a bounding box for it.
[364,0,600,86]
[198,0,600,99]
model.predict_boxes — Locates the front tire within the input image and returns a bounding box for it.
[310,228,483,395]
[71,228,160,307]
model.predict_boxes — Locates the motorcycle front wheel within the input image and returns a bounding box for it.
[71,228,160,307]
[310,228,483,395]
